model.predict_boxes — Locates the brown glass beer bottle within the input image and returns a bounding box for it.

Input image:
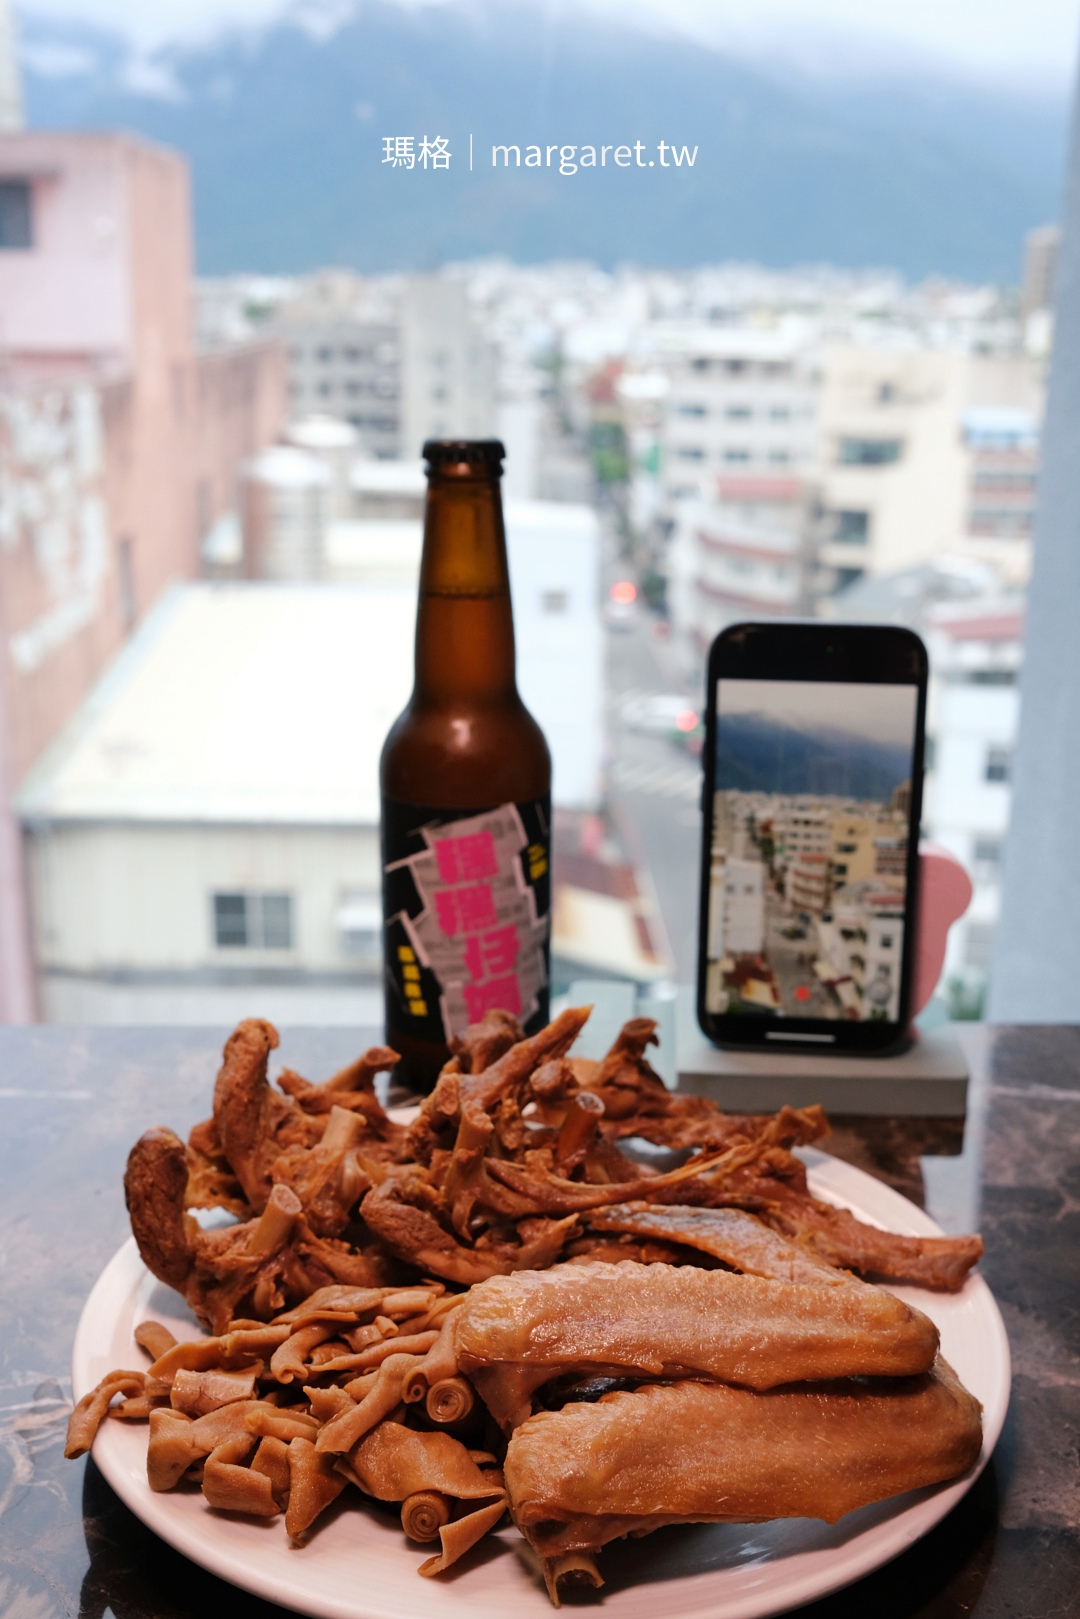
[380,440,552,1089]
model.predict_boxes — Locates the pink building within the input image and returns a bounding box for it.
[0,130,286,1020]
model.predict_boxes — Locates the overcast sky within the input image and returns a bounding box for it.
[718,680,919,750]
[16,0,1080,88]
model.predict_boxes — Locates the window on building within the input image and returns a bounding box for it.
[770,405,791,421]
[316,346,333,362]
[973,835,1003,880]
[725,405,751,420]
[213,892,294,949]
[838,437,903,466]
[964,920,996,970]
[724,448,751,463]
[970,667,1018,686]
[677,403,706,417]
[541,589,569,613]
[676,446,705,461]
[985,747,1011,783]
[318,381,332,396]
[832,509,870,545]
[0,181,32,250]
[768,450,791,464]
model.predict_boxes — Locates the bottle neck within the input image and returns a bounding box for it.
[413,464,517,706]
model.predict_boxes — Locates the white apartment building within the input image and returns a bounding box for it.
[706,853,766,960]
[922,603,1022,999]
[860,909,905,1020]
[816,348,1044,596]
[817,885,905,1020]
[16,498,604,1021]
[400,276,498,455]
[269,274,498,461]
[816,346,970,591]
[279,316,401,458]
[960,408,1039,587]
[650,321,819,505]
[647,323,817,654]
[16,585,411,1024]
[666,477,809,650]
[774,803,832,864]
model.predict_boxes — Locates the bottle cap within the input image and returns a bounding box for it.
[423,439,506,468]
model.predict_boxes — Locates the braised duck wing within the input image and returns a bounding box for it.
[443,1259,939,1428]
[505,1363,983,1573]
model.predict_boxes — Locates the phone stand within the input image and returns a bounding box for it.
[564,846,973,1117]
[673,989,968,1115]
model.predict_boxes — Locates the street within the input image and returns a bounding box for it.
[602,609,704,984]
[760,887,834,1018]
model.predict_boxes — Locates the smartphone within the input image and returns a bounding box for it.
[697,621,928,1054]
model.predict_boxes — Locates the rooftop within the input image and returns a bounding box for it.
[16,584,417,827]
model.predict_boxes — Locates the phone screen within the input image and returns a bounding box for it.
[704,675,920,1029]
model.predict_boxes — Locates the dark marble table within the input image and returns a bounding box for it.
[1,1022,1077,1618]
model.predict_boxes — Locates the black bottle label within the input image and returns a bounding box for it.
[382,796,551,1044]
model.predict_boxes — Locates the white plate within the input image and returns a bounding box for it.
[72,1150,1010,1619]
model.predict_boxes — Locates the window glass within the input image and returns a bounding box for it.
[838,438,903,466]
[259,894,293,950]
[0,2,1060,1032]
[213,892,293,949]
[0,181,32,250]
[213,893,248,948]
[832,510,870,544]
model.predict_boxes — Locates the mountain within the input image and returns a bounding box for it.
[715,713,910,802]
[19,2,1069,277]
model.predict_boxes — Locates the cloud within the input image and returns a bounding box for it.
[120,55,188,100]
[14,0,1080,89]
[20,42,99,77]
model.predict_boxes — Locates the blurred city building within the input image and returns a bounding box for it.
[922,603,1022,1017]
[0,122,286,1019]
[634,321,818,650]
[16,525,604,1021]
[830,562,1021,1016]
[814,348,970,592]
[960,407,1039,587]
[256,271,497,461]
[2,155,1061,1021]
[1021,222,1060,355]
[272,272,402,457]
